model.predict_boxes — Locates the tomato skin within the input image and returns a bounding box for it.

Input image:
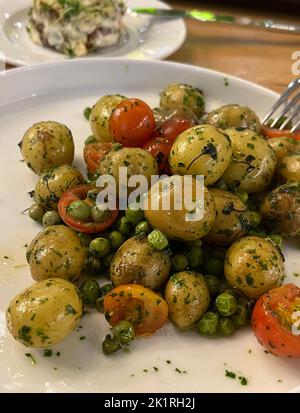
[142,137,172,174]
[109,98,155,147]
[58,185,118,234]
[252,284,300,358]
[103,284,168,336]
[83,142,112,175]
[262,126,300,141]
[158,117,194,142]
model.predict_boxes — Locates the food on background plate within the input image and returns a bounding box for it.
[27,0,126,57]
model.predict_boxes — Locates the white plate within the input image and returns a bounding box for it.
[0,58,300,393]
[0,0,186,66]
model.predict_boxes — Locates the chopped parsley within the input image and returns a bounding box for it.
[25,353,36,364]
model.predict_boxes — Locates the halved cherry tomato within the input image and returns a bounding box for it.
[158,117,194,142]
[109,98,155,147]
[58,185,118,234]
[252,284,300,358]
[83,142,112,175]
[262,126,300,141]
[142,137,172,174]
[103,284,168,336]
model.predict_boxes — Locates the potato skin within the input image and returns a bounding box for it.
[224,236,284,299]
[165,271,210,329]
[268,137,297,163]
[222,128,277,193]
[26,225,86,282]
[144,176,216,241]
[160,83,205,119]
[110,236,171,290]
[169,125,232,186]
[206,104,261,132]
[204,189,250,245]
[260,183,300,238]
[278,153,300,183]
[34,164,85,210]
[90,95,127,143]
[20,121,74,175]
[6,278,83,348]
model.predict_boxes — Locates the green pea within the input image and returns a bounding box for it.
[231,305,248,327]
[68,200,91,222]
[183,239,202,248]
[91,205,111,223]
[84,135,97,145]
[101,283,113,295]
[42,211,62,227]
[90,237,111,257]
[249,211,261,228]
[197,311,219,336]
[235,190,248,204]
[203,256,223,277]
[117,217,132,236]
[204,274,220,296]
[219,317,235,336]
[215,293,237,317]
[104,252,114,268]
[84,106,92,120]
[268,234,283,248]
[171,254,188,271]
[135,221,151,235]
[148,230,169,250]
[78,232,93,248]
[125,205,144,224]
[102,334,121,355]
[108,231,124,249]
[29,203,45,222]
[184,246,203,270]
[96,296,104,312]
[113,320,135,345]
[85,255,102,274]
[80,279,102,305]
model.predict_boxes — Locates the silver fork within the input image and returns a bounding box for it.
[262,78,300,132]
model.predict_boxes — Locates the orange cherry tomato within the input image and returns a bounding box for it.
[252,284,300,358]
[262,126,300,141]
[109,98,155,147]
[158,117,194,142]
[103,284,168,336]
[142,137,172,174]
[83,142,112,175]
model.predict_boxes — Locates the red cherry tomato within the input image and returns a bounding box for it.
[83,142,112,175]
[142,137,172,174]
[252,284,300,358]
[109,98,155,147]
[262,126,300,141]
[158,117,194,142]
[58,185,118,234]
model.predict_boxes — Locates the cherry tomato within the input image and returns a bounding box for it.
[109,98,155,147]
[58,185,118,234]
[262,126,300,141]
[158,117,194,142]
[103,284,168,336]
[83,142,112,175]
[142,137,172,174]
[252,284,300,358]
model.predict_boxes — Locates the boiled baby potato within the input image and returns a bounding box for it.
[110,235,171,290]
[224,236,284,299]
[144,176,216,241]
[278,153,300,183]
[206,104,261,132]
[34,164,85,210]
[160,83,205,119]
[204,188,250,245]
[26,225,86,282]
[169,125,232,186]
[165,271,210,329]
[90,95,127,142]
[222,128,277,193]
[6,278,83,348]
[260,183,300,238]
[20,121,74,175]
[268,137,298,163]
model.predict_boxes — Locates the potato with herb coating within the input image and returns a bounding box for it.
[206,104,261,132]
[34,164,85,210]
[278,153,300,183]
[222,128,277,193]
[224,236,284,299]
[144,176,216,241]
[165,271,210,329]
[268,137,297,163]
[110,235,171,290]
[20,121,74,175]
[26,225,86,282]
[204,189,250,245]
[260,183,300,238]
[6,278,83,348]
[90,95,127,143]
[160,83,205,119]
[169,125,232,185]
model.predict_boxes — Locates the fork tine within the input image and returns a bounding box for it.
[262,77,300,124]
[280,101,300,130]
[291,118,300,133]
[268,91,300,128]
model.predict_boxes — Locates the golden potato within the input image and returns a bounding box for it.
[6,278,83,348]
[206,104,261,132]
[278,153,300,183]
[224,236,284,299]
[165,271,210,329]
[20,121,74,175]
[26,225,86,282]
[110,235,171,290]
[268,137,297,163]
